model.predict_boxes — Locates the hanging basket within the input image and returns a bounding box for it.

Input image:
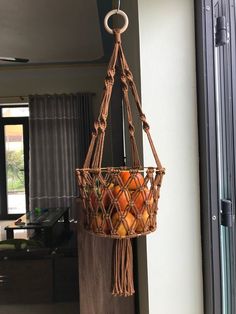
[76,9,165,297]
[76,166,164,238]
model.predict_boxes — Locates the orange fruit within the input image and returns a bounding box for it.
[91,212,109,234]
[120,171,144,190]
[111,185,130,212]
[90,188,112,210]
[90,190,98,210]
[132,188,154,212]
[111,212,136,237]
[136,210,149,233]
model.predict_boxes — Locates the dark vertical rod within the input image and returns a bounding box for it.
[194,0,222,313]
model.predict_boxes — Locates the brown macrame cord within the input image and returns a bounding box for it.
[76,28,165,297]
[83,29,163,171]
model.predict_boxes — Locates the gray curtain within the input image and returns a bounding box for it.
[29,93,92,210]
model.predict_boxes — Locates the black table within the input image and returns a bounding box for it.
[5,207,70,246]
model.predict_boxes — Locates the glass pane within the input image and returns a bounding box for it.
[4,124,26,214]
[2,106,29,117]
[214,18,235,314]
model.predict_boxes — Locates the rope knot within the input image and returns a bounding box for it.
[113,28,121,43]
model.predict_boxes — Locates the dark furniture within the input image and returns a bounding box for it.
[0,226,79,305]
[5,207,70,246]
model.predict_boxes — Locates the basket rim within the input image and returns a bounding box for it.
[84,225,157,239]
[75,166,165,173]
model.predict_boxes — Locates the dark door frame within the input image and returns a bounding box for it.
[195,0,236,313]
[195,1,222,313]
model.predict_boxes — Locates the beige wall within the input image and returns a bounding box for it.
[0,64,105,109]
[138,0,204,313]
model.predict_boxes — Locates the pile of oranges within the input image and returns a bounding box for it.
[89,170,155,237]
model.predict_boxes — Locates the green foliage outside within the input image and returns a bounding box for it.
[6,150,25,192]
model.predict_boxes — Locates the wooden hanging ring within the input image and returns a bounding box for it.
[104,9,129,34]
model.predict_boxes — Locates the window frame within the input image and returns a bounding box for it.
[195,0,222,313]
[0,104,29,220]
[195,0,236,313]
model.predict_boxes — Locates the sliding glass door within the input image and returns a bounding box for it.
[214,0,236,313]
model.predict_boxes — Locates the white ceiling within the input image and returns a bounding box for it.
[0,0,104,64]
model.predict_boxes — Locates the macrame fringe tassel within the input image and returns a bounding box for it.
[112,238,135,297]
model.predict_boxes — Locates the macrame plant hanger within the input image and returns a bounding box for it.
[76,7,165,297]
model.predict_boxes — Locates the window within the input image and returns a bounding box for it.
[0,104,29,219]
